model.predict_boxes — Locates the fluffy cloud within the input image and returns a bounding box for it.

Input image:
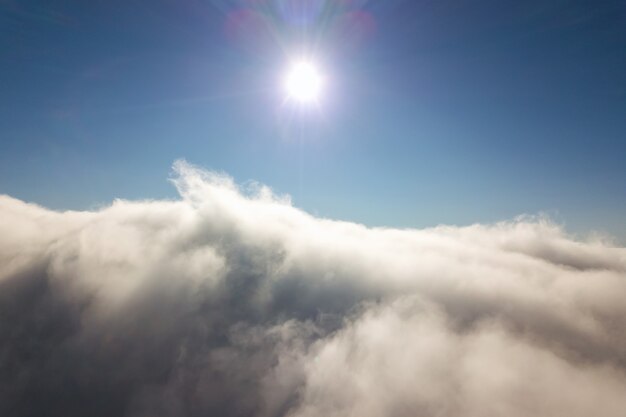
[1,160,625,417]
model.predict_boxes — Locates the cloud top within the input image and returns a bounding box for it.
[1,161,625,417]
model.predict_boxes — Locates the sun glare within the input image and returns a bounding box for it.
[285,60,323,103]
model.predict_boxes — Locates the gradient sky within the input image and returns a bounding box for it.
[1,0,625,239]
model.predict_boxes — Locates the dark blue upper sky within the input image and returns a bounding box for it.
[1,0,625,239]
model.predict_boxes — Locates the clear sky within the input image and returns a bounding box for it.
[1,0,625,239]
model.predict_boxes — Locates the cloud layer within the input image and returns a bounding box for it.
[1,161,625,417]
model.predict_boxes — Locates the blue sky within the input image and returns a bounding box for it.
[1,0,625,239]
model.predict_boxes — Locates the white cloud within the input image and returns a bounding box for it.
[1,160,625,417]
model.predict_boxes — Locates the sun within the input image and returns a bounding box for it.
[284,60,323,103]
